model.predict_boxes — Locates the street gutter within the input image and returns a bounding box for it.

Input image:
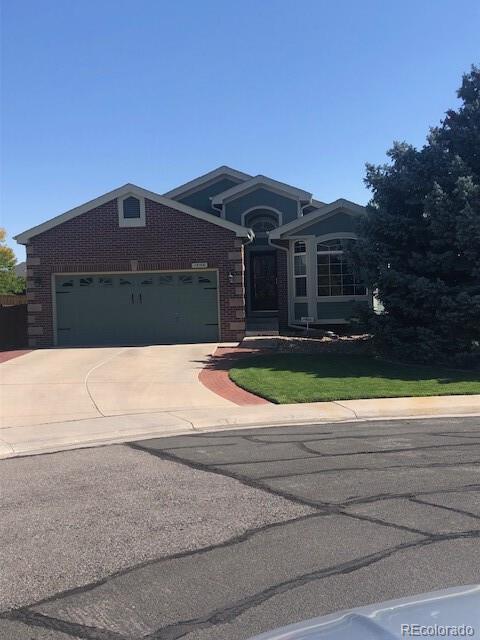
[0,394,479,459]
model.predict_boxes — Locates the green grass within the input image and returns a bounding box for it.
[229,354,480,404]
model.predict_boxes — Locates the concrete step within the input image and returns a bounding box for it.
[245,318,279,337]
[245,329,280,336]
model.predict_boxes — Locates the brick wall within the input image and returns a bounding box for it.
[276,246,289,331]
[25,198,246,347]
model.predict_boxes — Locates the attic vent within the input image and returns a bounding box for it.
[123,196,141,219]
[118,194,146,228]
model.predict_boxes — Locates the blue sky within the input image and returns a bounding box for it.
[2,0,479,260]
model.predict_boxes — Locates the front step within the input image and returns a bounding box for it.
[245,318,279,337]
[245,329,280,337]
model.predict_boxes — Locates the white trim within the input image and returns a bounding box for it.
[118,193,146,228]
[14,183,254,244]
[52,268,221,346]
[316,295,370,302]
[286,234,370,324]
[240,206,283,228]
[163,166,252,199]
[270,199,366,239]
[211,175,312,205]
[315,231,358,243]
[289,237,317,321]
[315,235,368,300]
[292,240,308,300]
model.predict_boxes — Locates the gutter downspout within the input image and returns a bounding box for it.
[299,198,312,217]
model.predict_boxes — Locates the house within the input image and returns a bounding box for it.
[14,166,371,347]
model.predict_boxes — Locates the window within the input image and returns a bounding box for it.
[316,238,366,297]
[250,216,277,235]
[294,241,307,297]
[245,211,279,240]
[118,194,146,227]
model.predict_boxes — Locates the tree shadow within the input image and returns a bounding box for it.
[231,353,480,386]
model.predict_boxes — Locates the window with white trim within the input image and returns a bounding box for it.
[118,194,146,227]
[293,241,307,297]
[316,238,366,297]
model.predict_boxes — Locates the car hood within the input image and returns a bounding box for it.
[249,585,480,639]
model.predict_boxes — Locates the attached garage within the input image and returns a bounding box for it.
[15,183,251,347]
[55,271,220,346]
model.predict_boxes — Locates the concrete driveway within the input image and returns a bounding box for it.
[0,344,232,428]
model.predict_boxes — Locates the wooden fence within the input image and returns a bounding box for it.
[0,304,28,349]
[0,294,27,307]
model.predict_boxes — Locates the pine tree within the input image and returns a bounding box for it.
[353,66,480,367]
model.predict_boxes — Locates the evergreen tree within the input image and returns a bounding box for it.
[354,66,480,366]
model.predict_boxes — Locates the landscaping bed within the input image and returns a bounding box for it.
[229,353,480,404]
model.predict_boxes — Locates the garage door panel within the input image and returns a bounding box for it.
[55,271,220,346]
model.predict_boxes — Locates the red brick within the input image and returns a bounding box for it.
[27,198,246,346]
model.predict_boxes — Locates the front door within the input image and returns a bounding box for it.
[249,252,278,311]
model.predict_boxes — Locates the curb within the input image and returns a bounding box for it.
[0,396,479,459]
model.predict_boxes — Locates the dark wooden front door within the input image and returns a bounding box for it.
[249,251,278,311]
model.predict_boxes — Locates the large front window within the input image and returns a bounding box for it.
[316,238,366,297]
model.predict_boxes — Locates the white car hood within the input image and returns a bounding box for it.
[249,585,480,639]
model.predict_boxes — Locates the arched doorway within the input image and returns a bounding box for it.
[244,209,280,315]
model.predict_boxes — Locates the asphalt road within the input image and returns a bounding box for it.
[1,416,480,639]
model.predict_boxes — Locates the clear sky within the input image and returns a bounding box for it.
[2,0,479,260]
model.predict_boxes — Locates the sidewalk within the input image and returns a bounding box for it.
[1,394,479,459]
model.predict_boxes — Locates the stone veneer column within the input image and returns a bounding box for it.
[226,239,246,342]
[25,247,45,347]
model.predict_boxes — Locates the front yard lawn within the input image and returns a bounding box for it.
[229,354,480,403]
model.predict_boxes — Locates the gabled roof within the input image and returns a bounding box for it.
[211,175,312,205]
[14,183,253,244]
[163,165,252,199]
[270,198,365,239]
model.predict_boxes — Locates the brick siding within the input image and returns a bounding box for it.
[26,198,246,346]
[276,243,289,330]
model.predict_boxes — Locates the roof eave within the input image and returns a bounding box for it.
[211,175,312,205]
[270,198,366,239]
[163,165,252,199]
[14,183,252,244]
